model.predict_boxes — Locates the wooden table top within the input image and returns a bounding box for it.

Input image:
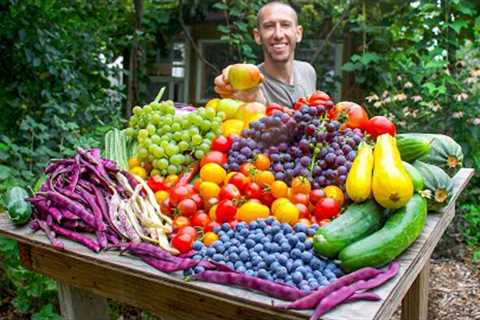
[0,168,473,320]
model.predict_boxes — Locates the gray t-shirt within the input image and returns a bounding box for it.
[258,60,317,107]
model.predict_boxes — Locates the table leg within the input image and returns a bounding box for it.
[57,281,110,320]
[401,260,430,320]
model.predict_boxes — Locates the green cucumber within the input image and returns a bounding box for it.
[5,186,32,225]
[396,135,432,162]
[397,133,463,171]
[413,160,452,212]
[402,161,424,192]
[313,200,384,258]
[338,194,427,272]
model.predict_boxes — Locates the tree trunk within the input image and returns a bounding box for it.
[126,0,144,118]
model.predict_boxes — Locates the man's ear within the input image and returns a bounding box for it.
[253,28,262,45]
[296,25,303,43]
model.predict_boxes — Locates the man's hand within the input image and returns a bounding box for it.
[214,67,265,103]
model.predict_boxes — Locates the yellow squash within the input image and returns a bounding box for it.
[372,134,414,209]
[346,142,374,203]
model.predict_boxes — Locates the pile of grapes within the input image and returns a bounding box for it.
[225,106,364,190]
[189,218,343,291]
[126,101,222,176]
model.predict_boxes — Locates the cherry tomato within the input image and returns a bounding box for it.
[204,221,221,233]
[255,170,275,187]
[240,163,256,177]
[208,204,218,220]
[315,198,341,221]
[308,91,331,105]
[203,232,219,246]
[291,177,312,195]
[199,181,221,199]
[146,175,167,193]
[211,136,233,153]
[244,182,261,199]
[171,233,193,253]
[190,193,204,210]
[335,102,369,130]
[173,216,190,231]
[160,198,173,215]
[191,212,210,228]
[170,185,192,205]
[193,178,202,192]
[155,190,169,204]
[293,96,310,110]
[295,203,310,219]
[200,151,228,167]
[260,190,275,207]
[177,199,197,217]
[266,103,284,116]
[309,189,326,205]
[271,180,288,198]
[323,185,345,206]
[274,200,300,225]
[216,200,238,223]
[366,116,397,139]
[290,193,310,206]
[164,174,179,187]
[205,197,219,212]
[178,225,197,240]
[254,154,271,170]
[218,183,241,201]
[228,172,248,191]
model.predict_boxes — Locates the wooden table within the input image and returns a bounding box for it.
[0,169,473,320]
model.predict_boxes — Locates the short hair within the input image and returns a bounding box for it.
[256,1,298,28]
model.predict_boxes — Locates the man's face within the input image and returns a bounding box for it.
[254,4,303,64]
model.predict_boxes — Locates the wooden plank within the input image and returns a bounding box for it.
[57,282,110,320]
[401,261,430,320]
[0,168,474,320]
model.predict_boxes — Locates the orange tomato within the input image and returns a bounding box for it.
[208,204,218,220]
[199,181,221,199]
[256,170,275,187]
[254,154,271,170]
[173,216,191,230]
[128,157,141,169]
[271,180,288,198]
[154,190,169,203]
[200,163,227,184]
[203,232,219,246]
[323,185,345,206]
[291,176,312,195]
[240,163,256,177]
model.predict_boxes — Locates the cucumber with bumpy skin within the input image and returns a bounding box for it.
[313,200,384,258]
[396,135,432,162]
[338,194,427,272]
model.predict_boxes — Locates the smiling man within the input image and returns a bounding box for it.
[214,1,317,106]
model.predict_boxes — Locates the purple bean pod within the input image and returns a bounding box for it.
[346,292,381,302]
[50,224,100,252]
[65,164,80,192]
[29,198,62,223]
[38,220,64,250]
[114,242,184,263]
[278,266,383,310]
[140,256,199,273]
[194,271,309,301]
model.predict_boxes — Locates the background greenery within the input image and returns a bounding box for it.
[0,0,478,318]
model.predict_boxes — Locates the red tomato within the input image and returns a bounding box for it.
[293,96,310,110]
[335,102,369,130]
[178,225,197,240]
[315,198,341,221]
[204,221,221,233]
[191,193,204,209]
[200,151,228,167]
[211,136,233,153]
[171,233,193,253]
[218,184,241,201]
[146,175,167,193]
[191,212,210,228]
[260,190,275,207]
[173,216,190,230]
[366,116,397,139]
[228,172,248,191]
[295,203,310,219]
[290,193,310,206]
[170,185,192,205]
[160,198,173,215]
[177,199,197,217]
[266,103,284,116]
[244,182,261,199]
[216,200,238,223]
[309,189,326,205]
[308,91,331,105]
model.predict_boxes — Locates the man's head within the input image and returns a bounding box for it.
[253,2,303,64]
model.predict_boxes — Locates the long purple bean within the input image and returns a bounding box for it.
[38,191,97,229]
[140,256,199,273]
[351,262,400,292]
[50,224,100,252]
[29,198,62,223]
[278,267,383,309]
[347,292,381,302]
[78,186,107,248]
[38,220,64,250]
[114,242,183,263]
[194,271,309,301]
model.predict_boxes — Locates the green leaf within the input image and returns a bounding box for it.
[474,250,480,263]
[0,165,12,181]
[217,25,230,33]
[449,20,468,34]
[358,52,381,65]
[32,304,62,320]
[342,62,359,72]
[213,2,227,10]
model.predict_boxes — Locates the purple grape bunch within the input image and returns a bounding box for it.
[225,105,364,189]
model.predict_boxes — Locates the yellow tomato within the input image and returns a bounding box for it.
[271,180,288,198]
[237,201,270,223]
[221,119,244,137]
[128,157,141,169]
[129,166,147,180]
[203,232,219,246]
[254,154,271,170]
[164,174,179,186]
[324,185,345,206]
[208,204,218,221]
[255,170,275,187]
[205,98,220,111]
[154,190,169,203]
[224,171,237,185]
[200,163,227,184]
[291,176,312,195]
[274,201,300,225]
[271,198,290,213]
[199,181,221,199]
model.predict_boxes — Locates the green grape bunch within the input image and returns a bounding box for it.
[125,100,222,177]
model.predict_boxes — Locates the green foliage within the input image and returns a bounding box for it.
[462,203,480,262]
